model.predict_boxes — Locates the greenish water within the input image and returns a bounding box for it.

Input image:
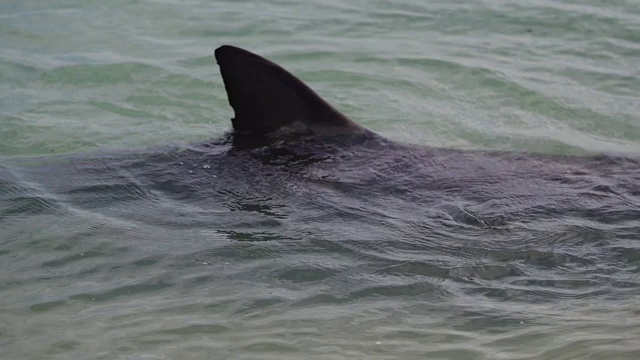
[1,1,640,359]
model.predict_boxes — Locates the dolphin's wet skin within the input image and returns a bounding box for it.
[2,46,640,357]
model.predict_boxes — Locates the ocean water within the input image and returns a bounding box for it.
[1,0,640,359]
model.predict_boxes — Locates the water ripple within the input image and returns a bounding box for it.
[2,0,640,359]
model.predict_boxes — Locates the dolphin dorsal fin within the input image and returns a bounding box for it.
[214,45,366,136]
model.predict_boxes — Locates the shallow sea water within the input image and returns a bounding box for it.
[1,0,640,359]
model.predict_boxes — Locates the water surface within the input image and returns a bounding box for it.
[1,0,640,359]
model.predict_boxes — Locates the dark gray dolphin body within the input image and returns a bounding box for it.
[1,45,639,239]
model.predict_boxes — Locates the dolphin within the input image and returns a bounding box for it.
[1,45,639,235]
